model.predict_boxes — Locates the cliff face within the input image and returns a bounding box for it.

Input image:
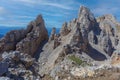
[38,6,120,80]
[16,15,48,56]
[0,15,48,56]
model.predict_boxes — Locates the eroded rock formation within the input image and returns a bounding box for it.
[0,15,48,56]
[16,15,48,56]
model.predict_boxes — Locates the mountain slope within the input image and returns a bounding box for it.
[38,6,120,80]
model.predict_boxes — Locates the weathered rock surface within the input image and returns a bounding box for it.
[49,27,56,42]
[60,22,70,36]
[16,15,48,56]
[0,15,48,56]
[0,51,40,80]
[0,29,26,53]
[38,6,98,79]
[38,6,120,80]
[78,6,98,33]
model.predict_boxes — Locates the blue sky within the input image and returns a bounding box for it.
[0,0,120,28]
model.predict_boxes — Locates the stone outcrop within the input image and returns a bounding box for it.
[60,22,70,36]
[38,6,120,80]
[49,27,56,42]
[16,15,48,56]
[0,51,40,80]
[0,15,48,56]
[102,35,113,56]
[88,31,98,44]
[78,6,98,33]
[38,6,98,78]
[97,14,120,36]
[0,29,26,53]
[53,34,61,49]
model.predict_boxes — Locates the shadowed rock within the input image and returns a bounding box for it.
[0,15,48,56]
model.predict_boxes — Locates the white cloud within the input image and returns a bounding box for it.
[0,7,6,14]
[41,2,72,10]
[12,0,35,4]
[93,7,119,16]
[14,15,34,19]
[91,2,120,17]
[11,0,74,10]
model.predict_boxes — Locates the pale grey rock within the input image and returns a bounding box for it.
[60,22,70,36]
[63,44,71,55]
[0,77,10,80]
[49,27,56,42]
[88,31,98,44]
[102,35,113,56]
[115,36,119,46]
[78,6,97,32]
[53,34,61,49]
[0,51,40,80]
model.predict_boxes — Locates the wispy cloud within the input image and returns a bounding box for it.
[93,7,119,16]
[11,0,74,10]
[0,0,78,27]
[0,6,6,14]
[1,0,120,27]
[12,0,35,4]
[41,2,73,10]
[91,1,120,18]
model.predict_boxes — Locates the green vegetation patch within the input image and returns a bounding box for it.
[68,55,83,65]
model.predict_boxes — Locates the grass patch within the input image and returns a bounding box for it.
[68,55,83,65]
[116,25,120,32]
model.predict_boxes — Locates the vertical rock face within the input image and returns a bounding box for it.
[102,35,113,56]
[71,27,83,46]
[0,15,48,56]
[78,6,98,32]
[97,14,120,36]
[16,15,48,56]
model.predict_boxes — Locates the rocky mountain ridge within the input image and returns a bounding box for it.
[0,6,120,80]
[0,15,48,56]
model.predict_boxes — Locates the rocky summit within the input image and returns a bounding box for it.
[1,6,120,80]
